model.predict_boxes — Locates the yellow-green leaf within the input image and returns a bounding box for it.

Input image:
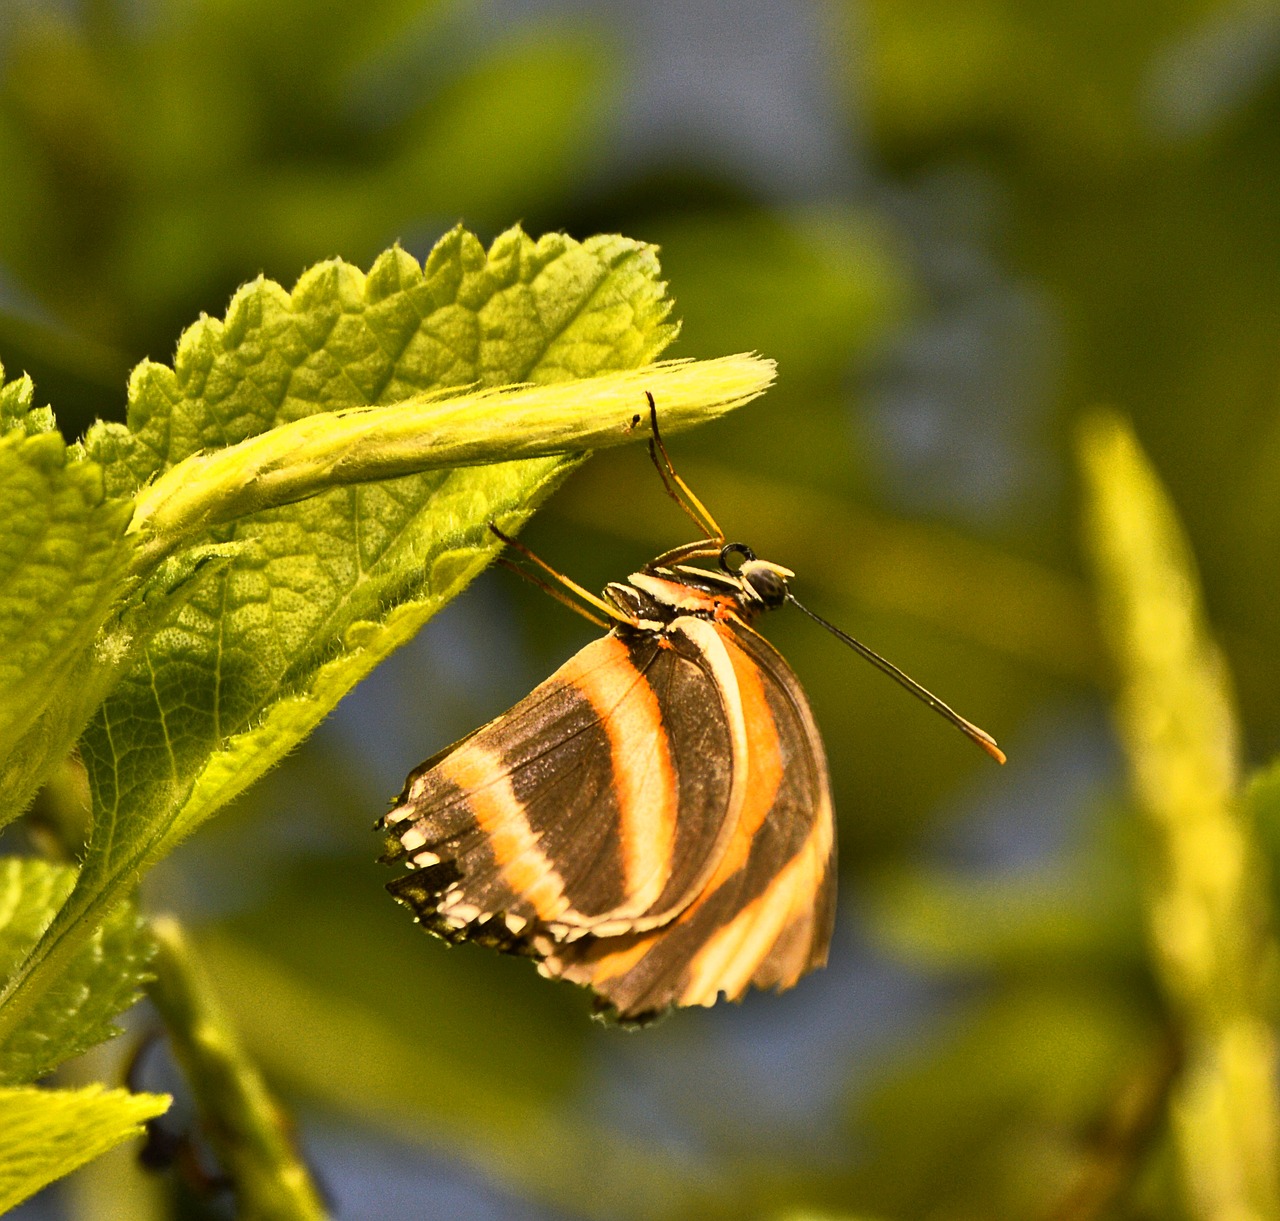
[0,1083,169,1213]
[0,859,152,1085]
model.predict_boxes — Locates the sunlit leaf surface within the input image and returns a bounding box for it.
[0,1084,168,1214]
[0,858,151,1084]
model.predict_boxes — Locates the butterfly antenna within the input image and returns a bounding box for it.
[646,392,725,543]
[787,593,1006,764]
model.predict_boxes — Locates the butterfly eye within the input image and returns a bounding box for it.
[740,560,790,608]
[718,542,756,573]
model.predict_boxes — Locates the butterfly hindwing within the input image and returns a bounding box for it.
[540,618,836,1021]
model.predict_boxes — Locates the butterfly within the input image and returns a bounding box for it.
[381,395,1004,1024]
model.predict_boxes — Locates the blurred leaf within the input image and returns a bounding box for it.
[851,0,1280,752]
[1246,756,1280,917]
[0,858,152,1085]
[0,1083,169,1214]
[1080,410,1280,1219]
[849,798,1169,1219]
[0,2,616,362]
[0,225,681,1075]
[123,29,613,308]
[855,0,1236,169]
[866,850,1144,975]
[774,1214,890,1221]
[0,310,131,406]
[656,207,908,380]
[202,930,717,1221]
[381,30,611,223]
[853,983,1162,1220]
[61,1128,169,1221]
[200,0,456,115]
[215,849,589,1100]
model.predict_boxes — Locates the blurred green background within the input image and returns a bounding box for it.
[6,0,1280,1218]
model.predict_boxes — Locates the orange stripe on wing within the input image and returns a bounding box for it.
[439,743,571,923]
[577,628,787,986]
[679,794,834,1006]
[697,632,783,891]
[560,635,677,916]
[579,934,653,984]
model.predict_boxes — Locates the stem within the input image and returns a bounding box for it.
[146,916,329,1221]
[1081,412,1280,1221]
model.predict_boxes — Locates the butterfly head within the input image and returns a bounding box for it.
[719,543,794,611]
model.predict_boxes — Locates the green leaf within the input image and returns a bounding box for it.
[0,858,153,1085]
[0,1083,169,1213]
[124,355,773,574]
[80,226,677,495]
[0,416,133,827]
[0,859,75,971]
[0,359,55,436]
[0,225,697,1068]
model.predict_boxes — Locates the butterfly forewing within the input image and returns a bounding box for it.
[383,629,747,946]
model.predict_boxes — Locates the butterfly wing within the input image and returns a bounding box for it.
[383,629,746,947]
[540,617,837,1022]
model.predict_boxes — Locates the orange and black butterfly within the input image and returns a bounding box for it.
[381,395,1004,1023]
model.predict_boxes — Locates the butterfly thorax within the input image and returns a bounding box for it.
[604,550,795,630]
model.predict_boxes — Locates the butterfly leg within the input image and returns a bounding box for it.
[489,525,635,629]
[646,391,726,544]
